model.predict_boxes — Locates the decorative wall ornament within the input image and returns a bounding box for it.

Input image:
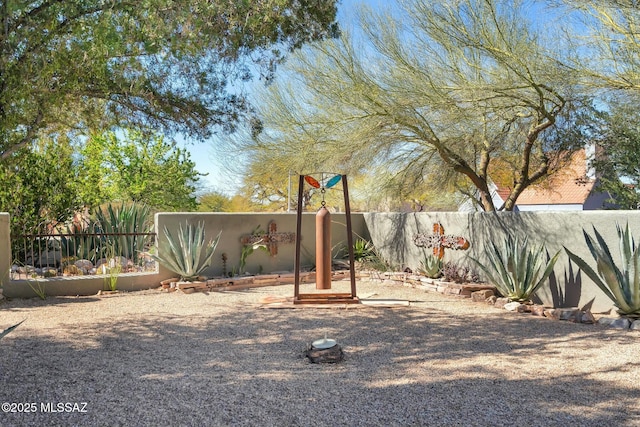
[240,221,296,256]
[413,223,470,259]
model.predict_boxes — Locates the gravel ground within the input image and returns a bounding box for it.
[1,281,639,427]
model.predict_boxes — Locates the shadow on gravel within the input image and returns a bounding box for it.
[1,303,639,427]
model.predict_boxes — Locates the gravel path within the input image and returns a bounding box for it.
[1,281,639,427]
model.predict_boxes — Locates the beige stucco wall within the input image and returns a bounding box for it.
[3,209,640,313]
[154,212,369,282]
[2,212,368,298]
[365,210,640,313]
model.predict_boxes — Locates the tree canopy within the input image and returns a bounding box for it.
[0,136,81,236]
[77,130,202,211]
[0,0,339,160]
[237,0,589,211]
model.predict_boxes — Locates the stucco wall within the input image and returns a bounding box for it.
[2,212,368,298]
[154,212,369,282]
[364,211,640,313]
[3,209,640,313]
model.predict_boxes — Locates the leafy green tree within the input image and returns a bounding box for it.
[0,137,81,238]
[0,0,339,160]
[198,191,233,212]
[78,131,202,211]
[240,0,589,211]
[590,102,640,209]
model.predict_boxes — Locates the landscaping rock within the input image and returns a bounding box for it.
[485,295,497,305]
[494,297,510,309]
[544,309,560,320]
[530,305,546,317]
[598,317,631,329]
[631,320,640,331]
[579,311,596,324]
[504,302,524,312]
[558,308,580,321]
[75,259,94,272]
[471,290,494,302]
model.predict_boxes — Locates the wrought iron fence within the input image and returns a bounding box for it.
[11,231,157,280]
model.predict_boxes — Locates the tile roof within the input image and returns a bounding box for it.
[499,149,595,206]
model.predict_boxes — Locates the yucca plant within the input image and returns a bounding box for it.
[152,221,221,282]
[472,235,560,302]
[565,223,640,319]
[418,254,443,278]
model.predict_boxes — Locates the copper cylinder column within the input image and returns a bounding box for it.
[315,206,332,289]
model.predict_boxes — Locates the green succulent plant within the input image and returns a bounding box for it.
[418,254,443,278]
[152,221,221,282]
[1,320,24,341]
[472,235,560,302]
[352,239,376,262]
[95,202,153,264]
[565,223,640,319]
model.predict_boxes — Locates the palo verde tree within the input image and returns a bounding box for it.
[0,0,339,161]
[561,0,640,91]
[241,0,589,211]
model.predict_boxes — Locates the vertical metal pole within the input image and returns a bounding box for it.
[342,175,357,298]
[294,175,304,299]
[315,206,331,289]
[287,171,292,212]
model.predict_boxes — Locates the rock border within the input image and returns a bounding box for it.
[362,271,640,332]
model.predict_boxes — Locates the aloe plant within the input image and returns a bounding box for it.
[418,254,443,278]
[565,223,640,319]
[472,235,560,302]
[152,222,221,281]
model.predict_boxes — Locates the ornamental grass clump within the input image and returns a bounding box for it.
[565,223,640,319]
[472,235,560,302]
[152,222,221,282]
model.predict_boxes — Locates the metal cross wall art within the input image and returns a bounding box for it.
[413,222,470,259]
[240,221,296,256]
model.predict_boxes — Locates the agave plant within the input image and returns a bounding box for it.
[565,223,640,319]
[352,239,376,262]
[1,320,24,341]
[418,254,443,278]
[152,221,221,281]
[472,235,560,302]
[95,202,153,264]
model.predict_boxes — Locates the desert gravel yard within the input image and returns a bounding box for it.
[1,281,639,427]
